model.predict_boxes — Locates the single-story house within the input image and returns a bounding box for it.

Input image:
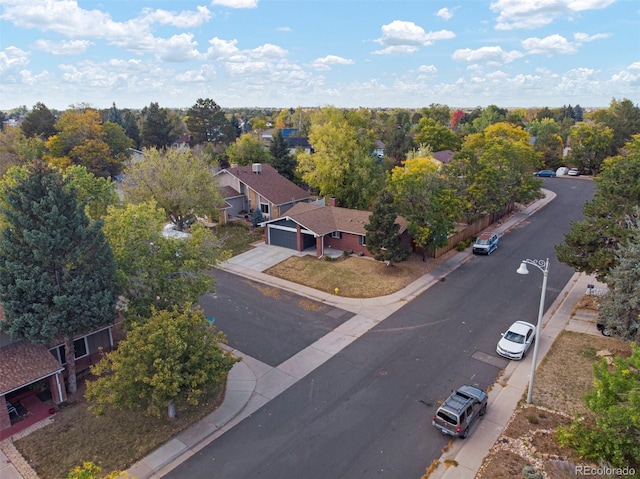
[432,150,454,165]
[215,163,311,221]
[261,200,410,258]
[0,317,118,437]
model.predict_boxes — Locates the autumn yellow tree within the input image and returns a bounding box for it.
[45,107,132,178]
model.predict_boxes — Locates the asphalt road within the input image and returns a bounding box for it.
[199,270,355,367]
[171,177,595,479]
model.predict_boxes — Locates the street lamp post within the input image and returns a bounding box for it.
[516,258,549,404]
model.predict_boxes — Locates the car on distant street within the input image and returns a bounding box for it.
[567,168,581,176]
[556,166,569,176]
[533,170,556,177]
[432,385,488,439]
[496,320,536,360]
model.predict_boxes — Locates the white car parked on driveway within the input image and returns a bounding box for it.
[497,320,536,360]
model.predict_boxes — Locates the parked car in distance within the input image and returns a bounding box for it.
[533,170,556,177]
[473,231,499,255]
[567,168,581,176]
[496,320,536,360]
[432,385,488,439]
[556,166,569,176]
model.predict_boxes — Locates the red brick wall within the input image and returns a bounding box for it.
[323,233,371,257]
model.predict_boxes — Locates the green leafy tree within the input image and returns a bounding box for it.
[186,98,237,146]
[527,118,564,169]
[567,122,614,174]
[595,223,640,341]
[63,165,119,221]
[382,127,415,168]
[388,157,462,260]
[447,123,541,223]
[0,161,118,393]
[0,127,45,177]
[418,103,451,127]
[103,202,229,322]
[556,135,640,281]
[121,147,222,231]
[414,118,460,152]
[557,344,640,469]
[593,98,640,155]
[140,102,180,149]
[226,133,271,166]
[297,108,383,209]
[85,305,239,418]
[20,102,57,140]
[269,130,296,180]
[365,188,411,265]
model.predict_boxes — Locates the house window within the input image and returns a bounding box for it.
[50,337,89,365]
[260,203,269,214]
[359,235,366,246]
[331,231,342,239]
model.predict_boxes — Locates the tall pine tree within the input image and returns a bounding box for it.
[0,161,118,393]
[269,130,296,180]
[364,189,411,265]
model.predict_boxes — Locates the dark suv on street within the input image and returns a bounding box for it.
[432,385,488,438]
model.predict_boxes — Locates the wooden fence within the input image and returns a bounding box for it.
[426,202,516,259]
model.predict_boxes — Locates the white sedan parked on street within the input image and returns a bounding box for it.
[496,321,536,360]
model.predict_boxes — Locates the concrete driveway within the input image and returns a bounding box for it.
[224,243,303,272]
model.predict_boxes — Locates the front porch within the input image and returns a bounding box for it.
[1,388,56,441]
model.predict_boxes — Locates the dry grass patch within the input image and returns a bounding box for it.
[476,329,632,479]
[13,379,226,479]
[265,251,457,298]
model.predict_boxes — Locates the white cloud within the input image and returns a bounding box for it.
[522,34,577,55]
[211,0,259,8]
[573,32,610,43]
[435,8,454,20]
[310,55,354,71]
[0,46,30,75]
[417,64,438,74]
[452,46,523,65]
[138,6,211,28]
[373,20,455,54]
[610,62,640,85]
[155,33,201,62]
[32,39,92,55]
[276,26,292,32]
[490,0,616,30]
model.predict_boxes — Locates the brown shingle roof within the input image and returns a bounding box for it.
[282,203,407,236]
[223,164,310,205]
[0,339,64,395]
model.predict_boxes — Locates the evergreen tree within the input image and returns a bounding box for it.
[364,189,411,265]
[269,130,296,180]
[107,102,124,126]
[597,223,640,341]
[21,102,57,140]
[252,207,264,227]
[0,161,118,394]
[140,102,179,149]
[122,111,141,149]
[186,98,237,146]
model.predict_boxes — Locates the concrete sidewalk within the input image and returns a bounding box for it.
[3,189,605,479]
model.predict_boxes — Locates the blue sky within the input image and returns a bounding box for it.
[1,0,638,111]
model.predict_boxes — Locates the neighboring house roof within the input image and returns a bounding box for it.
[286,137,312,149]
[432,150,454,165]
[0,337,64,395]
[220,185,242,199]
[375,140,385,149]
[268,202,408,237]
[220,163,311,206]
